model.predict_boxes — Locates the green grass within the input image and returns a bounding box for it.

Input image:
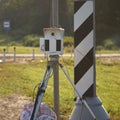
[0,45,120,55]
[96,49,120,54]
[0,45,74,54]
[96,60,120,119]
[0,46,41,54]
[0,58,120,119]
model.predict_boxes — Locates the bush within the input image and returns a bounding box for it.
[0,35,16,46]
[64,36,74,46]
[103,39,117,50]
[23,35,74,47]
[96,45,104,51]
[23,35,40,47]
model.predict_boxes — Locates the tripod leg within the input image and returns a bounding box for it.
[30,65,53,120]
[59,63,97,120]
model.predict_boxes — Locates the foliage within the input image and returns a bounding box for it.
[96,38,119,50]
[23,35,40,47]
[96,0,120,46]
[23,35,74,47]
[0,0,120,48]
[0,34,74,48]
[64,36,73,46]
[103,39,116,50]
[0,0,71,35]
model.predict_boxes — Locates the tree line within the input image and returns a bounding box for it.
[96,0,120,48]
[0,0,120,49]
[0,0,72,35]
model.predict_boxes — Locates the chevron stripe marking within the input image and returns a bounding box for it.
[75,65,94,96]
[74,48,94,84]
[74,1,93,31]
[74,1,86,13]
[74,13,93,47]
[74,30,93,67]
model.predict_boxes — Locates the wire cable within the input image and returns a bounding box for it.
[33,82,41,102]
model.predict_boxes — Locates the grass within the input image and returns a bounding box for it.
[0,58,120,119]
[0,46,41,54]
[0,45,120,55]
[0,45,74,54]
[96,49,120,54]
[96,60,120,119]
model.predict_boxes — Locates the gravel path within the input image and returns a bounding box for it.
[0,94,31,120]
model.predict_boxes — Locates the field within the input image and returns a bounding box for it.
[0,57,120,120]
[0,45,120,55]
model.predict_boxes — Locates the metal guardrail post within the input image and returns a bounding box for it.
[14,47,16,62]
[3,48,6,62]
[32,49,35,60]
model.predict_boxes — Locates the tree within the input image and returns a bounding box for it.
[0,0,120,49]
[96,0,120,47]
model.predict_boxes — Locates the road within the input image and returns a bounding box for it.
[0,53,120,62]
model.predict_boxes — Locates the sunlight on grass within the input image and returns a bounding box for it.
[0,58,120,119]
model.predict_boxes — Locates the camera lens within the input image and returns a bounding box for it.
[51,32,55,36]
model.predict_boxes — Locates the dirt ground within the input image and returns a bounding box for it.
[0,94,31,120]
[0,95,67,120]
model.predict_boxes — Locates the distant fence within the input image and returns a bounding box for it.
[0,47,120,63]
[0,47,74,63]
[0,47,38,62]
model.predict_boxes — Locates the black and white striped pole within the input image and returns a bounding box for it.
[70,0,110,119]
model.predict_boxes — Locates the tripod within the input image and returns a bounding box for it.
[30,59,97,120]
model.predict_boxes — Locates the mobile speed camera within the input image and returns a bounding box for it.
[40,28,64,56]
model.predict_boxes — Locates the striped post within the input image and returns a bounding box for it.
[70,0,110,119]
[14,47,16,62]
[3,48,6,62]
[74,0,95,98]
[32,49,35,60]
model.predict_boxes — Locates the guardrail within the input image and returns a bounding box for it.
[0,48,120,62]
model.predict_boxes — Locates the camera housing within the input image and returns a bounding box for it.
[40,28,64,56]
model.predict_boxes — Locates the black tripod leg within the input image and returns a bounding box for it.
[30,65,52,120]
